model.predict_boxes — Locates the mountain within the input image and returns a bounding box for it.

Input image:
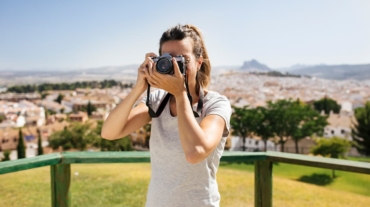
[240,59,272,72]
[275,64,314,72]
[287,64,370,80]
[1,61,369,86]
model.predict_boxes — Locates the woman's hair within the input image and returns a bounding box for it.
[159,24,211,89]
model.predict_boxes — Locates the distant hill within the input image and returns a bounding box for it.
[240,59,272,72]
[73,65,138,75]
[0,65,139,86]
[287,64,370,80]
[236,60,370,81]
[275,64,314,72]
[1,61,369,86]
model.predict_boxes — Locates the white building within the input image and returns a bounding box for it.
[323,113,355,140]
[340,101,353,116]
[229,136,276,152]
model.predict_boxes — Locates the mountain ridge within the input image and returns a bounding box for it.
[1,61,369,85]
[286,63,370,80]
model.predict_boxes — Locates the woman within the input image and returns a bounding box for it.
[101,24,231,207]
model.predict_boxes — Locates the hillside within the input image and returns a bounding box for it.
[288,64,370,80]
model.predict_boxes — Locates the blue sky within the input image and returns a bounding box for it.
[0,0,369,70]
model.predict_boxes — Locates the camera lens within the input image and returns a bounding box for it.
[156,58,172,74]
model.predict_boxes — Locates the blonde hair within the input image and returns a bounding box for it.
[159,24,211,89]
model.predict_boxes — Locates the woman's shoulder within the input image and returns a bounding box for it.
[204,90,230,104]
[202,90,232,130]
[203,90,231,114]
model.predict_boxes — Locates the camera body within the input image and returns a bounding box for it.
[151,53,185,75]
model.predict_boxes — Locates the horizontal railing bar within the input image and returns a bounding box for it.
[221,151,266,162]
[62,151,266,164]
[266,151,370,174]
[0,153,62,175]
[1,151,370,175]
[61,151,151,164]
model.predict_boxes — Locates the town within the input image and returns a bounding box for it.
[1,71,370,160]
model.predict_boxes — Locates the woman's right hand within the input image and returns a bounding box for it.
[135,52,157,92]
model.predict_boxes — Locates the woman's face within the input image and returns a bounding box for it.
[161,37,202,85]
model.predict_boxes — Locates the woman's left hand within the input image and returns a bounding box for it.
[144,58,186,96]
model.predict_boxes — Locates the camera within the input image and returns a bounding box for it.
[151,53,185,75]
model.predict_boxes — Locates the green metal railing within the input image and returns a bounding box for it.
[1,151,370,207]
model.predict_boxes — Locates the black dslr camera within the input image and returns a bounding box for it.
[151,53,185,75]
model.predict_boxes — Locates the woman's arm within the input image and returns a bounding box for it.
[101,53,155,140]
[175,91,226,164]
[101,87,151,140]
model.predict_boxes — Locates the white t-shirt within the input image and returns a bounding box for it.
[142,89,231,207]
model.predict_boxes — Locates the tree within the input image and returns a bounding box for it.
[48,127,73,151]
[54,94,64,104]
[7,80,128,94]
[17,128,26,159]
[49,123,97,151]
[291,103,328,153]
[93,120,133,151]
[46,108,57,115]
[44,109,48,121]
[41,92,49,99]
[311,137,351,177]
[37,128,43,155]
[230,106,259,151]
[48,121,132,152]
[0,113,6,122]
[352,102,370,156]
[267,99,301,152]
[86,101,96,116]
[88,120,105,149]
[313,97,341,114]
[100,137,133,151]
[254,107,274,151]
[1,150,11,161]
[143,123,151,148]
[266,99,327,153]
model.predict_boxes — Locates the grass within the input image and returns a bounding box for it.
[348,156,370,163]
[0,162,369,207]
[221,157,370,197]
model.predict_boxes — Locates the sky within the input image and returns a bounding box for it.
[0,0,369,71]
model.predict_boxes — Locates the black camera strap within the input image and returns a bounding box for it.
[146,80,204,118]
[146,83,172,118]
[184,73,203,117]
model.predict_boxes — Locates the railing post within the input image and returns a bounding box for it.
[51,164,71,207]
[255,160,272,207]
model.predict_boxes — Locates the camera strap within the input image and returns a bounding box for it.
[185,73,203,117]
[146,82,204,118]
[146,83,171,118]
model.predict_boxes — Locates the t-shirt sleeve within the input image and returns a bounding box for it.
[141,89,167,111]
[204,95,232,137]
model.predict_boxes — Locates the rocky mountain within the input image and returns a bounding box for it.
[239,59,272,72]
